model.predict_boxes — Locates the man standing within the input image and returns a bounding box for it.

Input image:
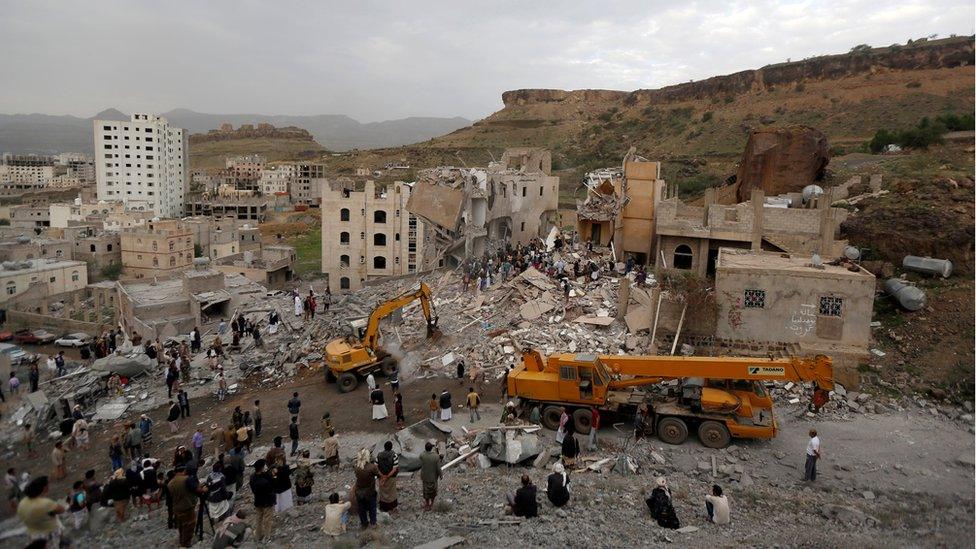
[439,389,452,422]
[253,400,262,438]
[376,441,399,513]
[288,416,300,457]
[249,459,275,541]
[28,361,40,393]
[50,441,67,480]
[466,387,481,423]
[54,352,66,378]
[192,429,204,463]
[168,466,198,547]
[804,429,821,482]
[17,476,65,545]
[323,429,339,469]
[178,389,190,418]
[167,400,181,433]
[456,359,465,384]
[125,422,143,460]
[587,406,600,451]
[287,392,301,417]
[419,442,442,511]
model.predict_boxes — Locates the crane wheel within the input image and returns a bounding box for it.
[698,421,731,449]
[380,357,398,376]
[572,408,593,435]
[657,417,689,445]
[337,373,358,393]
[541,405,563,431]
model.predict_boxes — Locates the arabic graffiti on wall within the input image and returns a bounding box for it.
[787,303,816,337]
[723,291,743,331]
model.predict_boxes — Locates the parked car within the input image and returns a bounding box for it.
[13,329,57,345]
[55,332,92,348]
[0,330,12,342]
[0,343,28,365]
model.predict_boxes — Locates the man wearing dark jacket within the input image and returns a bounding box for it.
[249,459,276,541]
[509,474,538,518]
[168,466,201,547]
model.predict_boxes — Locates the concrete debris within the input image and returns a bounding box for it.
[414,536,467,549]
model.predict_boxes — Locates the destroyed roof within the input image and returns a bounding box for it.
[717,248,874,279]
[119,278,186,305]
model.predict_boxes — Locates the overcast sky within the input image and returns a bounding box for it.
[1,0,972,122]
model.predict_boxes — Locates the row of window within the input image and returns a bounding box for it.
[338,232,401,246]
[337,255,396,269]
[741,289,843,317]
[339,209,397,223]
[4,271,81,294]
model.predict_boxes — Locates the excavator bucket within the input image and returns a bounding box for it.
[426,320,443,341]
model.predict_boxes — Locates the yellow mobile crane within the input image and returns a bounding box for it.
[324,283,440,392]
[508,349,834,448]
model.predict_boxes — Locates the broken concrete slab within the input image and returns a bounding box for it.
[520,293,558,320]
[91,353,153,377]
[24,390,49,412]
[413,536,466,549]
[92,400,130,422]
[624,306,653,332]
[574,314,615,326]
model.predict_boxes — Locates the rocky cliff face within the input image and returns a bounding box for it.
[189,125,315,144]
[502,37,974,107]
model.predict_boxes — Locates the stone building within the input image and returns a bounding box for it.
[214,245,296,290]
[120,220,194,279]
[654,189,848,276]
[0,258,88,304]
[320,180,430,292]
[0,237,72,262]
[69,231,121,280]
[184,194,272,221]
[714,248,875,355]
[260,164,296,196]
[8,205,51,230]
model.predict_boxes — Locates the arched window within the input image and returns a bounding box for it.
[340,255,350,267]
[674,244,694,270]
[339,232,350,244]
[90,244,96,252]
[373,233,386,246]
[340,277,350,290]
[152,241,157,251]
[55,249,63,257]
[107,244,113,252]
[340,208,350,221]
[395,233,400,241]
[153,257,159,266]
[373,256,387,269]
[169,256,176,267]
[373,210,387,224]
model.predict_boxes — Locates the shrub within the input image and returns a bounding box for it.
[936,113,974,131]
[701,111,714,122]
[868,117,946,153]
[795,82,806,92]
[905,81,922,88]
[100,262,123,281]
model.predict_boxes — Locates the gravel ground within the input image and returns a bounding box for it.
[19,404,972,549]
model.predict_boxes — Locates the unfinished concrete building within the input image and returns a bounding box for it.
[654,189,848,276]
[577,153,667,264]
[405,148,560,264]
[214,245,296,290]
[320,180,433,292]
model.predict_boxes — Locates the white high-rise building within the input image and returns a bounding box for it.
[94,114,187,218]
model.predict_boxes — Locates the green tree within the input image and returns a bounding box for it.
[100,262,123,281]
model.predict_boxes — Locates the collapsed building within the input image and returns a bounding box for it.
[405,148,560,265]
[576,150,667,264]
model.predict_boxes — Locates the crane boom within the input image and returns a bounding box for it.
[596,354,834,391]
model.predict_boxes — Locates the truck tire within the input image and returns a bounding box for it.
[337,372,358,393]
[572,408,593,435]
[698,421,731,449]
[541,405,563,431]
[657,417,689,445]
[380,357,397,376]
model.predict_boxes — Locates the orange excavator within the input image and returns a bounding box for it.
[507,349,834,448]
[324,283,440,392]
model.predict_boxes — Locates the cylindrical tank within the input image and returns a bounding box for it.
[802,184,824,202]
[843,246,860,260]
[902,256,953,278]
[885,278,926,311]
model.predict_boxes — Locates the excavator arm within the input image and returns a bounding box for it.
[362,282,440,351]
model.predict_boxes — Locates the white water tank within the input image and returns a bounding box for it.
[802,184,824,203]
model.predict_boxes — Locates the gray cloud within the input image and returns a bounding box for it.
[0,0,972,121]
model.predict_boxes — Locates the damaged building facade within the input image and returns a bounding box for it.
[320,180,434,292]
[655,189,848,276]
[577,152,667,264]
[406,148,560,265]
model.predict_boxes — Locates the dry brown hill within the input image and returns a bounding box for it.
[326,36,974,200]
